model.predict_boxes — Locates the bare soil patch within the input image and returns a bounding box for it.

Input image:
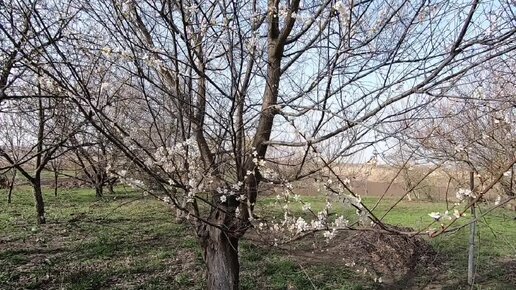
[247,226,441,289]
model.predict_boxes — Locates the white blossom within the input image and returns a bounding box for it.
[186,191,195,203]
[302,203,311,211]
[428,212,441,220]
[323,229,336,240]
[101,46,113,57]
[123,177,144,188]
[494,195,501,206]
[231,183,240,191]
[333,1,348,18]
[443,210,452,220]
[311,220,325,230]
[343,194,362,208]
[456,188,475,201]
[334,215,348,228]
[295,217,308,233]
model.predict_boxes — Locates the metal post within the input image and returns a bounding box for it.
[467,171,477,285]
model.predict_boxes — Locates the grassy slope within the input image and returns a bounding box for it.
[1,188,515,289]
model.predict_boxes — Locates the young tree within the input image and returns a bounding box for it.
[0,0,78,223]
[0,89,70,224]
[68,130,119,197]
[48,155,63,196]
[0,169,16,203]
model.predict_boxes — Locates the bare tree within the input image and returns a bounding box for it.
[0,169,16,203]
[48,156,62,196]
[67,129,119,197]
[383,55,515,286]
[389,57,515,199]
[0,0,78,223]
[0,92,64,224]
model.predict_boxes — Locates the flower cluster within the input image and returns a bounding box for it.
[217,181,247,204]
[253,172,366,245]
[428,209,463,221]
[455,188,475,201]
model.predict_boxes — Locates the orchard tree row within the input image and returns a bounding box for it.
[1,1,514,288]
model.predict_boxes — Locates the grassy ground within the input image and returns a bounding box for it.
[1,187,515,289]
[261,196,516,289]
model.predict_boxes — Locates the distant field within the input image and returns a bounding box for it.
[1,187,515,289]
[289,164,510,202]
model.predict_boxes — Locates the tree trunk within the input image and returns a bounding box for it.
[34,86,46,225]
[33,182,46,224]
[175,196,187,223]
[108,179,115,194]
[7,188,12,204]
[54,171,58,197]
[95,183,103,198]
[202,227,240,290]
[7,170,16,204]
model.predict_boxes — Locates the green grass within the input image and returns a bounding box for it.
[378,199,516,289]
[239,242,367,290]
[257,195,516,289]
[1,187,515,289]
[1,187,205,289]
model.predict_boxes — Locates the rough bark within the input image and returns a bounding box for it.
[54,171,58,197]
[33,181,46,224]
[95,183,103,198]
[197,196,242,290]
[202,226,239,290]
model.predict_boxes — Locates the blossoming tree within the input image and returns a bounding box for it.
[8,0,516,288]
